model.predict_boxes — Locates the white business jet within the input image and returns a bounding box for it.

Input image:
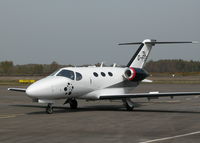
[8,39,200,114]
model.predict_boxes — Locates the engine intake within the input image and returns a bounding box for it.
[124,67,149,81]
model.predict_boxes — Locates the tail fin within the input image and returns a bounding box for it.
[119,39,197,68]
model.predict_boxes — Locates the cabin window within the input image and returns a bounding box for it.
[76,72,82,81]
[93,72,98,77]
[108,72,113,77]
[56,69,75,80]
[101,72,106,77]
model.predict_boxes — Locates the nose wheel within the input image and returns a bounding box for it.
[46,103,53,114]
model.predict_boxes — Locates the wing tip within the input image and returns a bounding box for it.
[192,41,199,44]
[8,88,26,92]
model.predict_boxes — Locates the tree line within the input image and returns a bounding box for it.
[0,61,62,76]
[144,59,200,73]
[0,59,200,76]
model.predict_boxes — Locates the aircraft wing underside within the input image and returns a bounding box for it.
[99,92,200,100]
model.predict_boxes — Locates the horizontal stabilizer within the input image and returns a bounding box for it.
[119,42,142,45]
[119,41,198,45]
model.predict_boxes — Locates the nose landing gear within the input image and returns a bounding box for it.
[46,103,53,114]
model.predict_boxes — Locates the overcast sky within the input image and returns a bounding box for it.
[0,0,200,65]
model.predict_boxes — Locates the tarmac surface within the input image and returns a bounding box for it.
[1,83,200,143]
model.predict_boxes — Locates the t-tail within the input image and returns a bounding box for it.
[119,39,198,69]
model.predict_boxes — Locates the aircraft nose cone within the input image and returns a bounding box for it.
[26,77,53,98]
[25,76,71,99]
[26,85,38,97]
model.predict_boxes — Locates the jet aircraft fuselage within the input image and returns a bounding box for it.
[8,39,200,114]
[26,67,148,100]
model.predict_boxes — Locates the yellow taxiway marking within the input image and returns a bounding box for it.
[0,114,24,119]
[140,131,200,143]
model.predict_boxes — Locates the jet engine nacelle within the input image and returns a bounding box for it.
[124,67,149,81]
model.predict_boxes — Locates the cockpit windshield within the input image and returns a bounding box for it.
[49,69,60,76]
[56,69,75,80]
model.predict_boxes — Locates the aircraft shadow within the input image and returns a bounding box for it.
[11,104,200,115]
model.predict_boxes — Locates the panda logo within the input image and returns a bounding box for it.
[64,83,74,95]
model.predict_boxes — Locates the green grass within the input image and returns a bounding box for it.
[150,72,200,76]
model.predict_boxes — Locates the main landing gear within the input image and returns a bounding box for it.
[122,98,134,111]
[64,98,78,109]
[69,99,78,109]
[46,103,53,114]
[45,98,78,114]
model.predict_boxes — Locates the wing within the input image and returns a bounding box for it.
[8,88,26,92]
[99,92,200,100]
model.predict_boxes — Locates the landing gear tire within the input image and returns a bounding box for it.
[46,103,53,114]
[126,105,134,111]
[70,99,78,109]
[122,98,134,111]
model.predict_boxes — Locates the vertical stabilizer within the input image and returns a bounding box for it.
[126,39,155,68]
[119,39,196,69]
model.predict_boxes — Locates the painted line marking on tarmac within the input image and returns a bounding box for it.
[139,131,200,143]
[0,114,24,119]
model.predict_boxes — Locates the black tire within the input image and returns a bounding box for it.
[46,104,53,114]
[70,99,78,109]
[126,106,134,111]
[125,102,134,111]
